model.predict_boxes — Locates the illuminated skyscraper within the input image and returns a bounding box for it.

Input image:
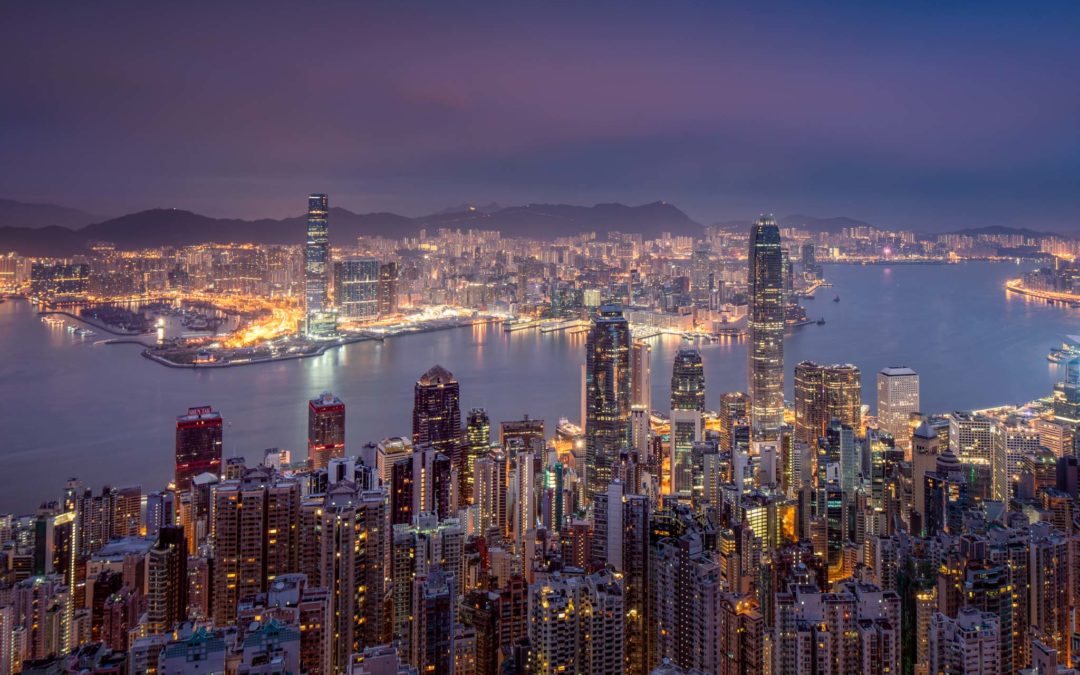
[413,365,462,478]
[671,347,705,494]
[304,193,334,336]
[877,367,920,450]
[378,261,399,315]
[584,305,632,502]
[793,361,862,445]
[630,340,652,412]
[175,406,223,491]
[462,408,490,505]
[747,216,784,441]
[308,391,345,470]
[333,257,380,319]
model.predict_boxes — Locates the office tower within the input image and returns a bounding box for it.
[308,391,345,470]
[630,340,652,411]
[333,257,380,319]
[463,408,490,505]
[671,347,705,411]
[413,365,462,478]
[378,261,399,315]
[793,361,861,445]
[823,418,859,496]
[500,416,545,455]
[630,406,650,467]
[670,347,705,494]
[145,525,187,635]
[527,570,624,675]
[877,367,920,451]
[584,305,632,502]
[718,391,750,452]
[304,193,333,336]
[391,446,453,524]
[747,216,785,441]
[318,484,388,671]
[411,566,456,674]
[691,244,713,308]
[211,468,300,625]
[948,412,1006,502]
[174,406,223,492]
[929,608,1000,675]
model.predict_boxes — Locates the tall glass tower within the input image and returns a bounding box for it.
[305,193,332,335]
[747,215,785,441]
[584,305,632,502]
[670,346,705,494]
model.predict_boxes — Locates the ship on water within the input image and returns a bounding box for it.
[1048,335,1080,363]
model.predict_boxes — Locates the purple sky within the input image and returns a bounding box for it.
[2,1,1079,231]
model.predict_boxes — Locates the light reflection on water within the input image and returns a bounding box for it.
[0,260,1078,510]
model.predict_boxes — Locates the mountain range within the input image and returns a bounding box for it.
[0,200,702,256]
[3,197,1066,257]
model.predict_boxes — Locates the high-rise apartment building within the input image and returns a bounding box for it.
[671,347,705,494]
[211,468,300,625]
[145,525,187,635]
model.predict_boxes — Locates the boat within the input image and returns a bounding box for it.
[817,318,826,325]
[833,295,840,302]
[1048,335,1080,362]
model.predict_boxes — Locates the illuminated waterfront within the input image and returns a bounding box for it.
[1,260,1077,511]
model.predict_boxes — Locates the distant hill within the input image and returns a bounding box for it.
[0,200,701,256]
[0,198,103,230]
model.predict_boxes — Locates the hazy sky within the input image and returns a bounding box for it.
[2,1,1079,231]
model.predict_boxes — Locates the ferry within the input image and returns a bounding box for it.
[1048,335,1080,363]
[41,315,65,326]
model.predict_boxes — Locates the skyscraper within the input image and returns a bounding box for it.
[793,361,862,445]
[877,367,920,451]
[747,216,785,441]
[304,193,334,336]
[670,347,705,494]
[378,261,399,315]
[175,406,223,492]
[145,525,187,635]
[413,365,462,476]
[630,340,652,411]
[584,305,632,502]
[463,408,490,505]
[333,257,380,319]
[308,391,345,470]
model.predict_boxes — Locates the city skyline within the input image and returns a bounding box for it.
[5,3,1080,673]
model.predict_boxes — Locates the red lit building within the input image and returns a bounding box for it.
[175,406,223,491]
[307,392,345,470]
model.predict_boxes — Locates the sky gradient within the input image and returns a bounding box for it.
[2,1,1079,231]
